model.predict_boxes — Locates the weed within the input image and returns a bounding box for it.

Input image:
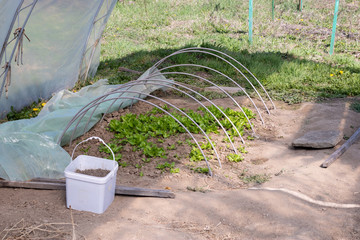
[239,173,270,184]
[80,146,91,154]
[6,100,46,121]
[156,161,179,173]
[142,158,151,163]
[191,167,210,174]
[186,186,208,193]
[350,101,360,113]
[118,161,128,168]
[189,147,205,162]
[167,144,176,150]
[247,136,255,141]
[237,145,248,154]
[185,139,195,146]
[227,153,244,162]
[239,169,270,184]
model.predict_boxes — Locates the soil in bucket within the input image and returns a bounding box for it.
[75,168,110,177]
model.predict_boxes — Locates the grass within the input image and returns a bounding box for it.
[350,101,360,112]
[94,0,360,104]
[4,0,360,120]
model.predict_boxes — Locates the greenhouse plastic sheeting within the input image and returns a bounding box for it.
[0,69,168,181]
[0,0,117,118]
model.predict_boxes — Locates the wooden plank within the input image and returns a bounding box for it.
[321,127,360,168]
[115,185,175,198]
[0,179,175,199]
[0,180,65,190]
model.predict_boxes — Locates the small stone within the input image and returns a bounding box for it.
[292,130,342,149]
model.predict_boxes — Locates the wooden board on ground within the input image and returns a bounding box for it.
[0,178,175,199]
[321,127,360,168]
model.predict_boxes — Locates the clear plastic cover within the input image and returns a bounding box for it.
[0,70,168,181]
[0,0,117,118]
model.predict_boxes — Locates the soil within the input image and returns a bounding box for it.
[75,169,110,178]
[1,94,360,240]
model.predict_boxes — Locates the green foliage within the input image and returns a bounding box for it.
[142,158,151,163]
[106,105,254,165]
[99,143,123,154]
[240,174,270,184]
[80,146,91,154]
[189,147,205,162]
[227,153,244,162]
[350,101,360,113]
[5,0,360,123]
[156,161,179,173]
[237,145,248,154]
[200,141,213,150]
[170,168,180,173]
[191,167,210,174]
[6,100,46,121]
[95,0,360,106]
[118,161,128,168]
[167,144,176,150]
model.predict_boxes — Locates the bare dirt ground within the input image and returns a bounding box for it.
[1,95,360,240]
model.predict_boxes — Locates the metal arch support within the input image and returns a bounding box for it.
[103,81,240,154]
[151,48,273,113]
[147,71,256,135]
[177,47,276,110]
[156,63,265,124]
[96,89,221,167]
[102,79,245,144]
[152,49,270,114]
[58,90,220,166]
[59,96,213,176]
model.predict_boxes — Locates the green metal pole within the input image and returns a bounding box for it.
[249,0,253,44]
[329,0,340,55]
[299,0,303,11]
[272,0,275,20]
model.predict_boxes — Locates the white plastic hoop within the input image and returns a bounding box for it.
[71,136,115,161]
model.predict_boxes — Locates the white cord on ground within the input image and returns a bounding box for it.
[248,187,360,209]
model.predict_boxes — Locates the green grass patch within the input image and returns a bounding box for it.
[94,0,360,105]
[4,0,360,122]
[350,101,360,113]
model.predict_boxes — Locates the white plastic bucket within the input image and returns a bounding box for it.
[64,137,118,214]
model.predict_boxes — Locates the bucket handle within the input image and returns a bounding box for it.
[71,136,115,161]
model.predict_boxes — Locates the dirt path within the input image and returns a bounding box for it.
[1,97,359,239]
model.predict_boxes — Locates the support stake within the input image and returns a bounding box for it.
[249,0,253,44]
[329,0,340,55]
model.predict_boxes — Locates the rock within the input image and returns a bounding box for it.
[292,130,342,149]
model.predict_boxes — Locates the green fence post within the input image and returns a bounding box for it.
[298,0,303,11]
[329,0,340,55]
[272,0,275,20]
[249,0,253,44]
